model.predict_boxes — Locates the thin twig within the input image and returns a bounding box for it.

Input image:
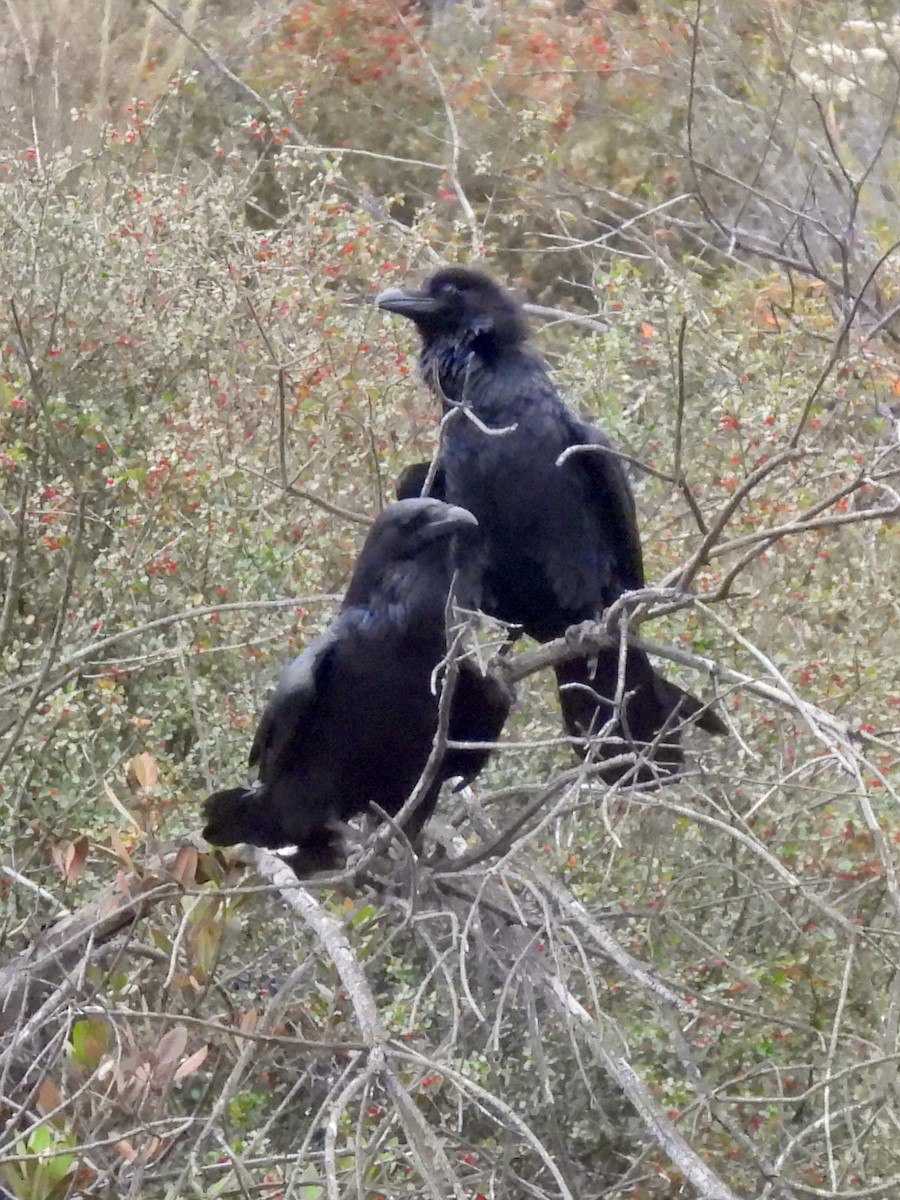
[0,596,338,700]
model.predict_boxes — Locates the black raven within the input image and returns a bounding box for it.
[202,498,512,875]
[379,267,724,778]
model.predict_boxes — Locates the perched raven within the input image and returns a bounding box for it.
[380,267,724,778]
[203,498,512,875]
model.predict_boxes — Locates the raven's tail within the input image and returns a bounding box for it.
[556,646,725,779]
[653,673,727,737]
[202,787,344,878]
[202,786,287,849]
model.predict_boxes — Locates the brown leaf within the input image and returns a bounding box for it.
[173,1044,209,1081]
[155,1026,188,1070]
[171,845,198,886]
[71,1165,98,1191]
[50,842,66,878]
[63,836,88,884]
[37,1077,62,1112]
[126,752,158,796]
[238,1008,259,1033]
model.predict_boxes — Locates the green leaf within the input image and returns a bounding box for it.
[69,1017,109,1068]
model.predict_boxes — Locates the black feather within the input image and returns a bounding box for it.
[395,461,447,502]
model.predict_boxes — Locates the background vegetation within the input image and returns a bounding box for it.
[1,1,899,1197]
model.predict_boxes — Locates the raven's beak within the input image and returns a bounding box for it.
[424,503,478,539]
[376,287,441,317]
[442,504,478,531]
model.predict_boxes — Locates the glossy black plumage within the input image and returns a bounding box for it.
[396,461,447,504]
[202,498,512,874]
[380,267,724,779]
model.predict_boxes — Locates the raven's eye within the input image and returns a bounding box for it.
[437,280,459,298]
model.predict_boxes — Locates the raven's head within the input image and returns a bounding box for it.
[343,497,479,610]
[376,496,478,554]
[377,267,529,350]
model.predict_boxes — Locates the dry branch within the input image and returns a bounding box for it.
[251,848,469,1200]
[0,849,190,1047]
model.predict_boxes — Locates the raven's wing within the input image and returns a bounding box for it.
[396,461,447,502]
[248,627,339,778]
[562,417,646,592]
